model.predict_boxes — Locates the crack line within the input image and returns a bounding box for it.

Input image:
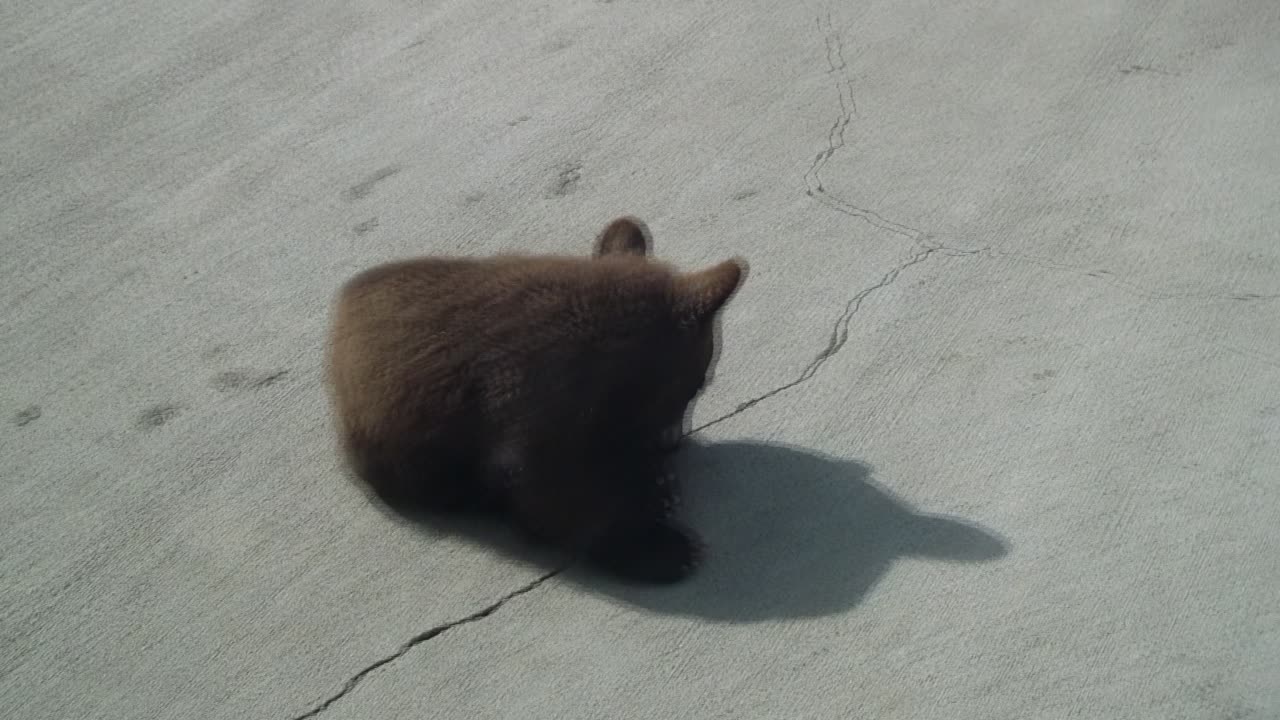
[289,568,562,720]
[706,4,1277,435]
[802,10,929,244]
[982,247,1280,302]
[693,239,1277,434]
[798,9,1277,304]
[694,244,981,434]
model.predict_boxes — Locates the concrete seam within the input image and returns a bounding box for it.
[289,568,562,720]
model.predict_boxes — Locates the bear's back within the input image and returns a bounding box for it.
[325,253,678,449]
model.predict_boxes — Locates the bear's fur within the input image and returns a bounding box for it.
[324,217,744,582]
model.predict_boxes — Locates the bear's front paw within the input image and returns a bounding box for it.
[591,522,703,584]
[652,468,682,518]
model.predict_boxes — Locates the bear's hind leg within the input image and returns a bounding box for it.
[346,438,492,515]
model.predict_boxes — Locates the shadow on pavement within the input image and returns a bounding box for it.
[565,439,1011,621]
[363,439,1010,622]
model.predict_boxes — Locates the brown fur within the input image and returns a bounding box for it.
[324,217,744,582]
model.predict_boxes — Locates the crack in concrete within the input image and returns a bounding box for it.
[690,13,989,434]
[722,8,1277,429]
[802,10,930,245]
[981,247,1280,302]
[799,7,1277,304]
[289,569,561,720]
[694,244,981,434]
[692,239,1279,434]
[797,11,1278,305]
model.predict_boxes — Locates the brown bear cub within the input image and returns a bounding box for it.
[325,217,744,583]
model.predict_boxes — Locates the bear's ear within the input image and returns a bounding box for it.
[594,216,651,258]
[674,258,745,324]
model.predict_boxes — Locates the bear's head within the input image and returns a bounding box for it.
[589,216,746,448]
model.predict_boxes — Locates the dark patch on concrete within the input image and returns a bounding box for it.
[548,164,582,197]
[138,404,182,430]
[353,217,380,235]
[732,189,759,201]
[13,405,41,427]
[213,370,251,391]
[203,343,230,360]
[462,192,485,205]
[543,38,573,53]
[1032,369,1057,381]
[507,115,531,127]
[253,369,289,388]
[1119,64,1177,76]
[213,369,289,393]
[345,165,403,201]
[1190,675,1256,720]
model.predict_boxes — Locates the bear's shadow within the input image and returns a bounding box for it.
[388,439,1009,622]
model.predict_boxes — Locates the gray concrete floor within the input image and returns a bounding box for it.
[3,0,1278,718]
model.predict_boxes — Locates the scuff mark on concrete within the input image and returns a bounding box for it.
[345,165,403,201]
[1119,63,1178,76]
[12,405,42,427]
[548,163,583,197]
[353,217,380,235]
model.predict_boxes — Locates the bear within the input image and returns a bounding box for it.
[324,216,745,583]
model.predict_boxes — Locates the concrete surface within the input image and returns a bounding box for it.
[3,0,1278,717]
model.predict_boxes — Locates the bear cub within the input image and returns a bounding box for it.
[325,216,744,583]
